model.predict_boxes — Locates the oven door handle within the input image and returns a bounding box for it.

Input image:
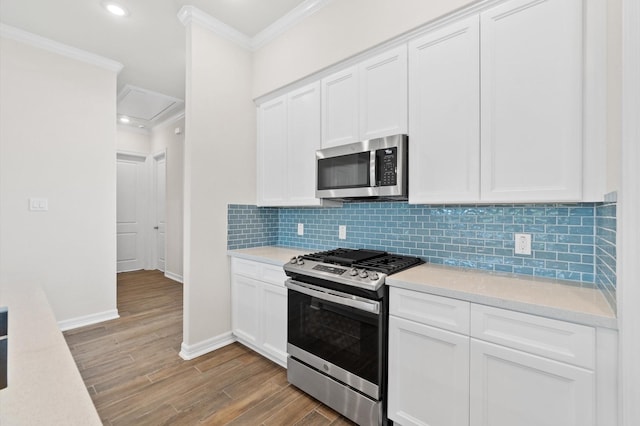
[285,279,380,314]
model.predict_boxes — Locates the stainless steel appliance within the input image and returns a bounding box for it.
[316,134,408,200]
[284,248,424,425]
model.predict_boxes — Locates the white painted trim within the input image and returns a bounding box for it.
[58,309,120,331]
[179,332,235,360]
[0,23,123,73]
[619,0,640,424]
[151,111,186,133]
[253,0,511,105]
[164,271,183,284]
[176,1,333,52]
[116,151,147,162]
[117,123,151,136]
[252,0,335,50]
[177,6,252,50]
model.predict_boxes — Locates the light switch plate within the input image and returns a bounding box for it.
[297,223,304,236]
[29,198,48,211]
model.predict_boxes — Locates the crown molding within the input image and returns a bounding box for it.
[251,0,334,50]
[0,23,123,73]
[177,5,252,50]
[151,110,185,132]
[117,123,151,136]
[177,0,332,51]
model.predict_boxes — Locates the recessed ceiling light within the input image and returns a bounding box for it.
[138,125,145,128]
[119,116,130,123]
[102,2,129,17]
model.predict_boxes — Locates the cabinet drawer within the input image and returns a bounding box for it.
[470,304,595,369]
[260,263,287,287]
[231,258,260,279]
[390,287,470,334]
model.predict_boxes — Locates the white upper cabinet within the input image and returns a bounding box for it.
[359,45,408,140]
[408,15,480,204]
[257,96,287,205]
[257,82,333,207]
[480,0,584,202]
[321,66,359,148]
[322,46,408,148]
[287,83,322,205]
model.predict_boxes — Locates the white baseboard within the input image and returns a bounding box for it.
[179,331,235,360]
[164,270,183,283]
[58,309,120,331]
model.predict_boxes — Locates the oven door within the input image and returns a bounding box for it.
[286,279,383,399]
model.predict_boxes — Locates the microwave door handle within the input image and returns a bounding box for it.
[370,150,377,187]
[286,280,380,314]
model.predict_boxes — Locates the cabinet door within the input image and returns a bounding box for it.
[321,66,359,148]
[388,316,470,426]
[257,96,287,206]
[359,45,408,140]
[231,275,260,345]
[287,82,322,205]
[470,339,595,426]
[408,16,480,204]
[261,283,288,366]
[480,0,583,202]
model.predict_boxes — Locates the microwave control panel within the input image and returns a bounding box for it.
[376,147,397,186]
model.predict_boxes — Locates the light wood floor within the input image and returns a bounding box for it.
[64,270,354,425]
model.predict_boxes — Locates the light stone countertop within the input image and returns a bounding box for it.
[0,283,102,425]
[228,246,617,329]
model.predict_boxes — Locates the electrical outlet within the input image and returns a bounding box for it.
[297,223,304,236]
[338,225,347,240]
[515,233,532,255]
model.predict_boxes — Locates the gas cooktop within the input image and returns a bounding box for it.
[301,248,424,275]
[284,248,424,292]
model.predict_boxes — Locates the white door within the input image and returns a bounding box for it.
[321,65,359,148]
[257,96,288,205]
[359,45,408,140]
[470,339,595,426]
[480,0,583,202]
[116,153,147,272]
[153,153,166,272]
[388,315,470,426]
[408,15,480,204]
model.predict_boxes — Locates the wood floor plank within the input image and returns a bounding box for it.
[63,270,355,425]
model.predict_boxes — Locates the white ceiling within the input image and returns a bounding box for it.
[0,0,308,110]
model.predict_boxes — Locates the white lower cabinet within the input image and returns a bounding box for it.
[469,339,594,426]
[388,287,612,426]
[388,315,470,426]
[231,258,288,367]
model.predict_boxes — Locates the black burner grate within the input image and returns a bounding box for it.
[301,248,424,275]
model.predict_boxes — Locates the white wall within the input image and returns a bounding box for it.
[182,22,255,351]
[151,116,185,281]
[252,0,476,97]
[0,37,118,323]
[117,126,151,154]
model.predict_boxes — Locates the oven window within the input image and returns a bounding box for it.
[317,152,370,190]
[288,289,380,385]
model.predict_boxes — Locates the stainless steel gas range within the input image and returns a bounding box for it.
[283,248,424,426]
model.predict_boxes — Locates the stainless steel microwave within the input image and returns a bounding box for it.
[316,134,408,200]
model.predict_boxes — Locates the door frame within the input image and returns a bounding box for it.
[150,150,167,271]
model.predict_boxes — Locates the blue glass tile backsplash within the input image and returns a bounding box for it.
[228,202,617,289]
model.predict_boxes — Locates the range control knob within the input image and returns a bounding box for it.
[290,257,298,264]
[358,270,369,279]
[296,256,305,265]
[349,268,358,276]
[369,272,380,281]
